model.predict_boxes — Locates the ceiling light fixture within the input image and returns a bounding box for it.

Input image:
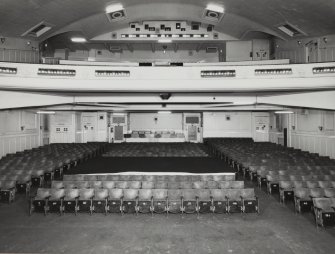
[206,4,225,13]
[71,37,87,43]
[105,3,124,13]
[158,111,171,114]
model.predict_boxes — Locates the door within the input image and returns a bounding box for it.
[188,125,197,141]
[114,125,124,141]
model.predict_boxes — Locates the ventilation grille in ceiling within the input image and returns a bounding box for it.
[202,5,225,23]
[106,6,127,22]
[277,23,306,37]
[22,21,53,37]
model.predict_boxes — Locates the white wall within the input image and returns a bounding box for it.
[226,41,252,62]
[203,112,253,137]
[129,113,183,131]
[0,110,40,158]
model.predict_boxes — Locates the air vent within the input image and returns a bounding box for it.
[206,47,218,53]
[109,46,122,53]
[170,62,183,66]
[312,66,335,74]
[277,23,306,37]
[255,68,292,75]
[112,117,125,124]
[186,117,199,124]
[0,67,17,74]
[38,68,76,76]
[95,70,130,77]
[201,70,236,78]
[139,62,152,66]
[22,21,53,37]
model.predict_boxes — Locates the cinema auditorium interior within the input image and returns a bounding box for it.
[1,0,335,253]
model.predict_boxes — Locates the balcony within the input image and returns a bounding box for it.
[0,60,334,92]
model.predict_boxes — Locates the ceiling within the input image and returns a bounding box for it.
[1,0,335,43]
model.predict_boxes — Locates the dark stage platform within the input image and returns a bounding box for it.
[67,157,235,175]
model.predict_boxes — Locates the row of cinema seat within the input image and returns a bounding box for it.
[29,187,259,216]
[129,130,185,139]
[205,138,335,228]
[0,143,107,203]
[103,143,209,157]
[52,180,244,189]
[62,174,235,182]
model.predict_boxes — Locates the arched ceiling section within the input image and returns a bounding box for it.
[1,0,334,42]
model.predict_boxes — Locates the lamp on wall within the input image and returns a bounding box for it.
[292,126,295,130]
[318,126,323,131]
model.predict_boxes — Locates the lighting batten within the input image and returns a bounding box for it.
[274,111,294,114]
[158,111,172,114]
[206,4,225,13]
[36,111,56,114]
[71,37,87,43]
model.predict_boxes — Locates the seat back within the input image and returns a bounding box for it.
[183,189,197,201]
[219,181,230,189]
[94,188,108,200]
[123,189,138,200]
[51,181,64,189]
[309,188,325,198]
[155,181,168,189]
[180,182,192,189]
[128,181,141,189]
[294,188,310,199]
[206,181,218,189]
[193,181,205,189]
[198,189,211,200]
[49,188,65,200]
[90,181,103,189]
[211,189,226,201]
[35,188,51,199]
[138,189,153,200]
[76,181,90,189]
[313,198,333,210]
[102,181,115,189]
[240,188,255,199]
[324,188,335,198]
[306,181,319,189]
[168,189,182,201]
[115,181,129,189]
[64,181,76,189]
[279,181,293,189]
[142,181,155,189]
[168,182,180,189]
[318,181,331,189]
[108,188,123,199]
[64,189,79,200]
[79,188,94,200]
[230,181,244,189]
[153,189,168,200]
[226,189,242,200]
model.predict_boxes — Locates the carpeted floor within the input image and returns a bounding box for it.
[67,156,235,174]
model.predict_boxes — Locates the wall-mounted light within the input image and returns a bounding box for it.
[323,37,328,43]
[292,126,295,130]
[274,111,294,114]
[0,37,5,44]
[158,39,172,43]
[318,126,323,131]
[158,111,171,114]
[36,111,56,114]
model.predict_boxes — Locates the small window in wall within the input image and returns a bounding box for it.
[56,127,61,132]
[64,128,68,132]
[185,116,199,124]
[99,115,104,120]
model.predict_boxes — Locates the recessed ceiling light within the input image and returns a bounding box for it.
[71,37,87,43]
[105,4,124,13]
[206,4,225,13]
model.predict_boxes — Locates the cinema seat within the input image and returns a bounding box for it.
[166,189,182,214]
[313,198,335,228]
[230,181,244,189]
[29,188,50,215]
[122,189,138,214]
[197,189,212,214]
[226,189,242,213]
[77,181,90,189]
[62,189,79,215]
[318,181,332,189]
[310,188,325,199]
[192,181,205,189]
[180,181,192,189]
[155,181,168,189]
[77,188,94,215]
[211,189,228,213]
[219,181,230,189]
[324,188,335,198]
[143,175,155,182]
[31,169,45,187]
[108,188,123,214]
[16,174,31,195]
[0,181,16,203]
[51,181,65,189]
[241,189,259,213]
[294,188,312,213]
[90,181,103,189]
[46,189,65,215]
[168,182,180,189]
[293,181,307,189]
[64,181,76,189]
[206,181,218,189]
[306,181,319,189]
[141,181,154,189]
[102,181,115,189]
[115,181,129,189]
[93,188,109,215]
[182,189,197,214]
[128,181,141,189]
[152,189,168,215]
[137,189,153,215]
[279,181,294,203]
